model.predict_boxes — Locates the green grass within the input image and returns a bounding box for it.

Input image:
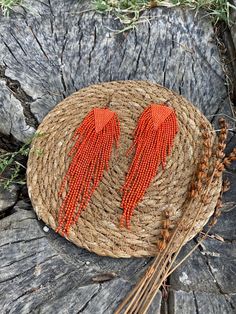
[0,0,22,16]
[93,0,150,30]
[0,132,44,189]
[171,0,236,24]
[0,142,29,189]
[93,0,236,26]
[0,0,235,25]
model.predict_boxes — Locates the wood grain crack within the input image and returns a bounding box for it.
[0,65,39,129]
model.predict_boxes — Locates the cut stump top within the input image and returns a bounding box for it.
[0,1,235,313]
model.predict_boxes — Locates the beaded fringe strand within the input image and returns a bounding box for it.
[56,108,120,235]
[120,104,178,228]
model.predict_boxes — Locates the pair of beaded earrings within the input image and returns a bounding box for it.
[56,103,178,235]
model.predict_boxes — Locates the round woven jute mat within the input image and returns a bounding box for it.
[27,81,222,258]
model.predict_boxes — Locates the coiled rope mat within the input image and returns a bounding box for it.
[27,81,222,258]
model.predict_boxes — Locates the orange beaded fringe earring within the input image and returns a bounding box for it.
[56,108,120,236]
[120,104,178,228]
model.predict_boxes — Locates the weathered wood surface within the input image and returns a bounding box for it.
[230,1,236,49]
[0,0,234,142]
[0,0,236,313]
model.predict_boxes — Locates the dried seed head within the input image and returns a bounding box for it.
[203,141,211,148]
[161,229,170,241]
[209,217,218,226]
[214,209,222,218]
[202,157,209,165]
[202,195,211,205]
[197,171,206,180]
[216,151,225,159]
[157,239,166,251]
[224,153,236,167]
[190,189,198,198]
[233,148,236,155]
[223,158,231,166]
[188,180,197,199]
[203,133,211,139]
[222,179,230,192]
[228,150,236,160]
[216,163,225,172]
[196,180,203,191]
[205,151,212,159]
[163,219,171,229]
[219,130,227,139]
[218,117,226,125]
[216,199,222,209]
[188,126,212,199]
[213,172,222,178]
[164,210,171,219]
[215,160,221,167]
[218,143,226,151]
[216,118,228,165]
[199,161,208,171]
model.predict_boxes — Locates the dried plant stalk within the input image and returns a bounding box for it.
[167,178,230,277]
[115,118,233,314]
[115,123,213,314]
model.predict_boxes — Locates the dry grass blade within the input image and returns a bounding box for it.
[167,178,229,277]
[137,120,230,313]
[137,171,217,313]
[115,118,232,314]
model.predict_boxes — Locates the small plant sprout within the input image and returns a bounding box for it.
[0,131,45,189]
[0,0,22,16]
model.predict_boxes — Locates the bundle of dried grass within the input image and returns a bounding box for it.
[115,118,236,314]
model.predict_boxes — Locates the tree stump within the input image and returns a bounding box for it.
[0,1,236,313]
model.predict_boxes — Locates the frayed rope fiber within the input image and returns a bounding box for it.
[120,104,178,228]
[56,108,120,235]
